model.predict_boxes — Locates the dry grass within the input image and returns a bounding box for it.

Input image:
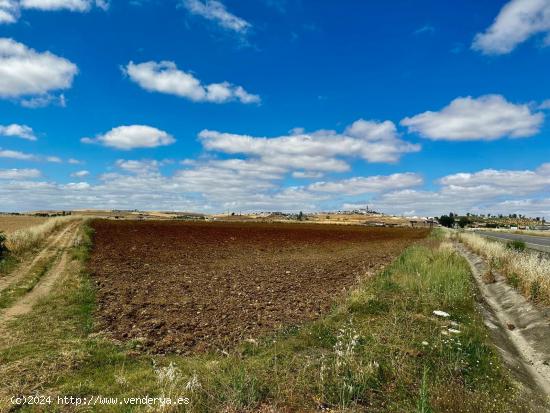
[0,215,47,234]
[5,216,79,255]
[456,232,550,304]
[513,230,550,238]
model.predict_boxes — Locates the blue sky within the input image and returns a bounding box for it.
[0,0,549,216]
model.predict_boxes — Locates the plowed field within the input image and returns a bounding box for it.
[89,221,428,353]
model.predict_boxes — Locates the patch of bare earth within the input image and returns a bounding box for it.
[89,220,429,354]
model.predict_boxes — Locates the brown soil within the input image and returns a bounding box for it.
[89,220,429,354]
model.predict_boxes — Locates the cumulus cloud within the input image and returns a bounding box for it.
[63,181,90,190]
[401,95,543,141]
[70,169,89,177]
[21,0,93,11]
[0,148,64,162]
[0,148,36,160]
[0,168,40,179]
[0,38,78,101]
[0,0,19,23]
[0,0,107,25]
[2,158,550,217]
[124,61,260,104]
[472,0,550,55]
[182,0,250,33]
[1,157,418,212]
[199,119,420,172]
[439,164,550,194]
[81,125,176,150]
[367,163,550,217]
[292,171,323,179]
[308,173,423,196]
[0,123,36,140]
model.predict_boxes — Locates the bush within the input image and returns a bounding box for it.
[458,217,470,228]
[506,240,526,252]
[438,215,455,228]
[0,231,8,258]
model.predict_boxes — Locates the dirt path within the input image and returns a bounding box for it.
[0,222,77,293]
[0,221,81,324]
[455,243,550,408]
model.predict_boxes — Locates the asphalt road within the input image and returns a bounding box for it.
[476,231,550,248]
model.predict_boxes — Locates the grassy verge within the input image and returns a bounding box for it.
[455,231,550,305]
[0,254,19,277]
[0,232,531,412]
[0,254,57,309]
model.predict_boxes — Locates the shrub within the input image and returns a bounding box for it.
[458,217,470,228]
[438,215,455,228]
[0,231,8,258]
[506,240,526,252]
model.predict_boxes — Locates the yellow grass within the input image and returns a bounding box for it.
[456,232,550,304]
[0,215,47,235]
[5,216,79,255]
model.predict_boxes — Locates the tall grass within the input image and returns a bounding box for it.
[5,215,78,255]
[456,232,550,304]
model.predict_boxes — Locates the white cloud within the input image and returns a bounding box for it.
[540,99,550,109]
[308,173,423,196]
[0,38,78,100]
[199,119,420,171]
[20,93,66,108]
[0,168,40,179]
[0,0,19,23]
[81,125,176,150]
[0,149,65,162]
[63,181,90,190]
[21,0,91,11]
[0,0,107,25]
[367,163,550,217]
[439,164,550,194]
[71,170,89,177]
[20,0,108,11]
[0,123,36,140]
[116,159,162,174]
[401,95,543,141]
[182,0,250,33]
[0,148,36,160]
[46,156,62,163]
[292,171,323,179]
[124,61,260,104]
[472,0,550,55]
[68,158,81,164]
[2,159,550,217]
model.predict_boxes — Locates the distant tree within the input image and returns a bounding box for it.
[297,211,305,221]
[458,216,470,228]
[438,215,455,228]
